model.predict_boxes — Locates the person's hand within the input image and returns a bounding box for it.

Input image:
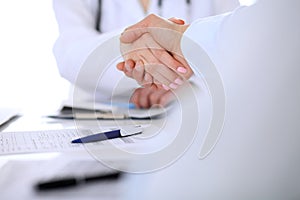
[117,59,157,88]
[117,59,183,90]
[121,15,188,53]
[130,85,175,109]
[118,16,191,90]
[120,32,187,89]
[120,14,193,81]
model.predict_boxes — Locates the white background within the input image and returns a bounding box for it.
[0,0,69,114]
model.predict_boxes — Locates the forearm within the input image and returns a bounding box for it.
[212,0,240,14]
[53,0,109,87]
[52,0,137,99]
[53,30,118,87]
[181,13,229,71]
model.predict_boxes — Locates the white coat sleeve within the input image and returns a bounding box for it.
[212,0,240,14]
[122,1,300,199]
[52,0,138,102]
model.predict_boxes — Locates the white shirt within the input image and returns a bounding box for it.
[52,0,239,102]
[123,0,300,199]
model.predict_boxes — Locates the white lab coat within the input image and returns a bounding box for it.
[122,0,300,199]
[52,0,239,103]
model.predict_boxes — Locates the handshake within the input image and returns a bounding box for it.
[117,14,193,108]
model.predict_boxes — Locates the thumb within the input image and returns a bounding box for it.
[120,14,162,43]
[120,27,147,43]
[120,17,184,43]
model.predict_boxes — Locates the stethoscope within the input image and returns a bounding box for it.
[96,0,192,32]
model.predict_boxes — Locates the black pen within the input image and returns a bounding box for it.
[71,125,143,143]
[35,172,121,191]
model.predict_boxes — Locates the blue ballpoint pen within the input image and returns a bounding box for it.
[71,125,143,143]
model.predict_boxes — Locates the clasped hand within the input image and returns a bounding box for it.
[117,14,193,108]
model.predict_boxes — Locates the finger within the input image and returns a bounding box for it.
[123,59,135,78]
[162,84,170,91]
[116,62,125,71]
[149,89,167,107]
[173,54,193,80]
[124,59,135,72]
[145,62,182,90]
[134,47,175,87]
[137,88,152,108]
[132,60,145,85]
[117,61,136,78]
[149,48,186,83]
[130,88,142,109]
[116,59,135,78]
[142,34,186,85]
[168,17,185,25]
[143,33,180,72]
[138,43,181,87]
[142,72,153,86]
[159,91,175,107]
[122,32,187,88]
[153,78,162,88]
[145,38,191,80]
[154,82,169,90]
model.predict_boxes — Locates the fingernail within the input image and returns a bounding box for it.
[162,84,170,90]
[125,62,131,71]
[136,62,143,72]
[169,83,178,89]
[144,73,152,83]
[174,78,183,85]
[177,67,187,74]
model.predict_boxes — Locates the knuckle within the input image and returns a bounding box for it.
[149,93,158,103]
[147,14,156,20]
[140,98,149,108]
[142,80,151,87]
[130,95,138,105]
[159,97,168,106]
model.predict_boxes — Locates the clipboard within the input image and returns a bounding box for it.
[47,103,171,120]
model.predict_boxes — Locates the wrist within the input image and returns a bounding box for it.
[177,24,189,35]
[172,24,189,56]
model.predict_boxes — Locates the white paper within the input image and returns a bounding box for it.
[0,128,137,155]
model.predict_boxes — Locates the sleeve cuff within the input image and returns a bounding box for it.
[181,13,229,63]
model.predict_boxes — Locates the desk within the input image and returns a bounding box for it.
[0,80,208,199]
[0,105,196,200]
[0,113,162,200]
[2,82,299,199]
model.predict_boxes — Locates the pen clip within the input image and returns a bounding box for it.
[120,125,143,137]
